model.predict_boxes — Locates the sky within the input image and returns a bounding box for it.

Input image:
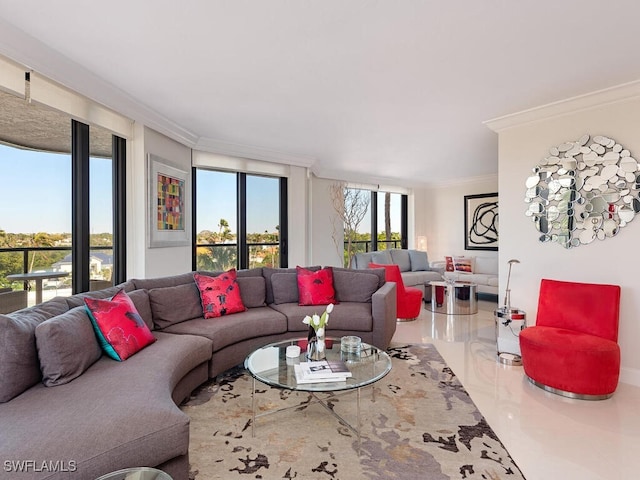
[196,170,281,234]
[0,143,112,234]
[0,142,401,236]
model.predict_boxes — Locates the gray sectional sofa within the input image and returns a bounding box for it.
[0,266,396,480]
[351,249,444,302]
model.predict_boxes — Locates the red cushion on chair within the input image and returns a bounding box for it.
[369,262,422,319]
[520,326,620,396]
[520,278,621,398]
[536,279,620,341]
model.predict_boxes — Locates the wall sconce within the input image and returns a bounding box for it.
[417,236,428,251]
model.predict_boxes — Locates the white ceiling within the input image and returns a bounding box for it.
[1,1,640,187]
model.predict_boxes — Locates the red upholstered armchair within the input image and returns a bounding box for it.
[519,279,621,400]
[369,262,423,321]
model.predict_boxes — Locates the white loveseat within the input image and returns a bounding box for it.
[432,256,498,297]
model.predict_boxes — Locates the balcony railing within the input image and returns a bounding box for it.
[0,246,113,308]
[195,242,280,270]
[346,239,402,254]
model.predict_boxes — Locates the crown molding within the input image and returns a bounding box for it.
[418,173,499,190]
[484,79,640,133]
[0,18,198,146]
[310,165,418,191]
[195,137,316,168]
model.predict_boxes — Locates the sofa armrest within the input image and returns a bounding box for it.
[371,282,397,350]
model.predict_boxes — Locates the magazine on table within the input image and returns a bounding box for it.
[294,360,352,383]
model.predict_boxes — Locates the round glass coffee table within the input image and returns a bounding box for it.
[245,337,392,445]
[95,467,172,480]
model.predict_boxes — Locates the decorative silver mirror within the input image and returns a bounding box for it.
[525,135,639,248]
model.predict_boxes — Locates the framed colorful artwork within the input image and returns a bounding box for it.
[147,154,191,248]
[464,193,498,251]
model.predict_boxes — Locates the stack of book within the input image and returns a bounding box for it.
[293,360,352,384]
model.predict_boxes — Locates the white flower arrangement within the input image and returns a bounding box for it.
[302,303,334,339]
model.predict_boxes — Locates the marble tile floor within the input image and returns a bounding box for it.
[392,299,640,480]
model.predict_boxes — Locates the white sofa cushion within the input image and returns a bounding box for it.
[474,256,498,275]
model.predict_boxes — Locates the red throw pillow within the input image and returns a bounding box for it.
[445,256,455,272]
[194,270,246,318]
[296,266,337,306]
[84,289,156,361]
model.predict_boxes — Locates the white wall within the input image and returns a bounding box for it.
[127,125,193,279]
[414,175,498,265]
[310,176,344,267]
[488,86,640,385]
[286,166,309,267]
[129,141,312,275]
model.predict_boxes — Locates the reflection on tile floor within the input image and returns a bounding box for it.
[392,300,640,480]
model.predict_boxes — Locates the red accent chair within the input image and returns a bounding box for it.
[519,279,621,400]
[369,263,423,321]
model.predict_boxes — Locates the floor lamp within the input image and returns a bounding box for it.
[494,259,526,366]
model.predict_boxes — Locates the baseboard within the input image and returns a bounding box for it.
[477,292,498,302]
[620,367,640,387]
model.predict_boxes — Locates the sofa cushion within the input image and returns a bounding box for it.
[409,250,430,271]
[270,302,373,333]
[445,256,455,272]
[297,266,337,306]
[131,272,196,290]
[370,250,392,265]
[161,307,287,353]
[127,289,154,330]
[0,297,72,402]
[453,256,475,273]
[390,249,411,272]
[85,290,156,361]
[194,270,246,318]
[333,269,380,303]
[474,256,498,275]
[237,276,266,308]
[65,282,136,309]
[149,282,203,329]
[271,272,299,304]
[35,306,102,386]
[0,314,43,402]
[263,266,320,304]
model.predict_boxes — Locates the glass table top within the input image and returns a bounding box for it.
[95,467,172,480]
[244,337,392,392]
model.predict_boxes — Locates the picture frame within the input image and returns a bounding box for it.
[147,154,191,248]
[464,193,498,251]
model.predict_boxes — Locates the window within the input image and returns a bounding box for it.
[342,187,407,266]
[376,191,403,251]
[194,169,287,271]
[0,85,126,306]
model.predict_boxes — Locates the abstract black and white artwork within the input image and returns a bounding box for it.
[464,193,498,251]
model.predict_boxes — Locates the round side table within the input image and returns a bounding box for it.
[494,307,526,366]
[95,467,172,480]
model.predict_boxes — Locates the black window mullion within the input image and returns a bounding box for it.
[371,191,378,252]
[237,173,247,269]
[191,166,198,272]
[112,135,127,284]
[279,178,288,267]
[71,119,90,294]
[401,194,408,249]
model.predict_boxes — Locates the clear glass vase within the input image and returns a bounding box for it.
[306,326,326,361]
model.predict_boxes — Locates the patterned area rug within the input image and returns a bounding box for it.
[182,344,526,479]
